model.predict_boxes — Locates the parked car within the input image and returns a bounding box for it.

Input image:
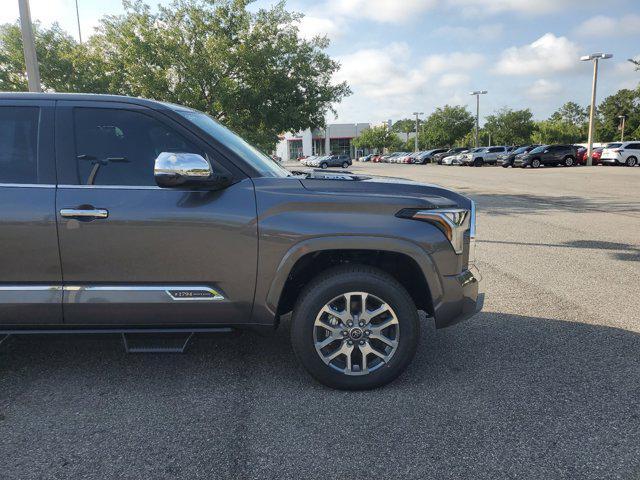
[0,92,481,390]
[358,154,374,162]
[600,141,639,166]
[306,154,352,169]
[518,144,578,168]
[443,149,472,165]
[412,148,448,165]
[435,147,467,165]
[459,146,509,167]
[499,145,541,167]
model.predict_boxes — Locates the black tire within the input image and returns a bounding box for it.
[531,158,541,168]
[342,161,349,168]
[563,156,575,167]
[290,265,420,390]
[626,156,637,167]
[473,158,484,167]
[320,162,328,169]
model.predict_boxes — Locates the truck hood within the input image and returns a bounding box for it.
[294,170,470,210]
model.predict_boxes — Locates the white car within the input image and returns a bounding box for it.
[442,150,468,165]
[600,141,640,167]
[459,146,509,166]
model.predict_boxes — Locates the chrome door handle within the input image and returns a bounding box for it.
[60,208,109,219]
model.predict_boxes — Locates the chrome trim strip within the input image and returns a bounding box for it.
[64,285,224,301]
[60,208,109,219]
[58,184,162,190]
[470,200,476,239]
[0,285,224,301]
[0,285,62,291]
[0,183,55,189]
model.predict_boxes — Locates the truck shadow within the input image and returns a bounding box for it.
[0,311,639,479]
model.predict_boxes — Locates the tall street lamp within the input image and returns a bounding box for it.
[18,0,41,92]
[618,115,626,142]
[581,53,612,166]
[412,112,423,152]
[470,91,487,148]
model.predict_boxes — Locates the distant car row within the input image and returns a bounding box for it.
[353,141,639,168]
[300,154,352,168]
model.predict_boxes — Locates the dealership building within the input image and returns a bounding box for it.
[276,123,371,160]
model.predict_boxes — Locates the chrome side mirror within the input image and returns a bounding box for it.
[154,152,212,187]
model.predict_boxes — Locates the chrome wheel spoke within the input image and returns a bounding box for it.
[369,332,398,349]
[313,291,399,376]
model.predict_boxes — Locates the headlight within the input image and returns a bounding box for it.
[396,206,472,254]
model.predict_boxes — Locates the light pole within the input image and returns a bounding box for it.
[581,53,612,166]
[412,112,423,152]
[75,0,82,43]
[18,0,41,92]
[618,115,626,142]
[470,91,487,148]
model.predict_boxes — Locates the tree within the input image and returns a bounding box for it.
[549,102,588,126]
[484,108,535,145]
[352,125,395,152]
[629,58,640,71]
[0,0,350,150]
[532,120,584,144]
[391,118,415,142]
[0,22,109,92]
[596,88,640,142]
[418,105,474,148]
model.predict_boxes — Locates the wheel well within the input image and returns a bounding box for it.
[276,250,434,317]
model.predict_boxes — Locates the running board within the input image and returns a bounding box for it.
[121,332,196,354]
[0,327,235,354]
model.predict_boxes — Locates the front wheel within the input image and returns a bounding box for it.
[626,156,638,167]
[342,161,349,168]
[320,162,328,169]
[473,158,484,167]
[531,158,541,168]
[563,156,575,167]
[291,265,419,390]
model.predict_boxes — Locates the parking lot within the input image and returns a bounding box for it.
[1,163,639,479]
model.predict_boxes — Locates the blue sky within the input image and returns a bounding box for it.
[2,0,639,125]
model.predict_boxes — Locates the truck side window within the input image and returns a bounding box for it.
[73,108,202,186]
[0,107,39,184]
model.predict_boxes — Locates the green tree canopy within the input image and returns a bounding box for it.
[352,125,397,152]
[0,0,350,150]
[549,101,588,126]
[484,107,534,145]
[596,87,640,142]
[532,120,585,144]
[418,105,474,148]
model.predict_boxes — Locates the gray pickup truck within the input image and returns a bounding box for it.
[0,93,481,389]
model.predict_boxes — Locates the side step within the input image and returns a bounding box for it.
[121,332,196,354]
[0,327,235,355]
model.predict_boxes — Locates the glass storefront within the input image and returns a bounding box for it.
[288,139,303,160]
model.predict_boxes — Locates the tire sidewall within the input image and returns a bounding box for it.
[291,268,419,390]
[321,162,328,169]
[627,156,637,167]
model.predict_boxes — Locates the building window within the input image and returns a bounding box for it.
[313,139,325,155]
[330,138,352,156]
[288,139,303,160]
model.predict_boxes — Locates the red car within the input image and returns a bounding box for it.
[576,147,603,165]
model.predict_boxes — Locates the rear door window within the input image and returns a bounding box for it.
[626,143,640,150]
[0,106,39,184]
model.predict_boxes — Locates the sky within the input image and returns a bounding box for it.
[2,0,639,125]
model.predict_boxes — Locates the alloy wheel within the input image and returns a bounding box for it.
[313,292,399,376]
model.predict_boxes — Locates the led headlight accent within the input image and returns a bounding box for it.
[398,206,472,254]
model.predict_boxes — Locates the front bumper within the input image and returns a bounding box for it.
[433,267,483,329]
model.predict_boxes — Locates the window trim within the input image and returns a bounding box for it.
[0,100,56,186]
[54,100,243,188]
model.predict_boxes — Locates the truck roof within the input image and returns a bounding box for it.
[0,92,174,109]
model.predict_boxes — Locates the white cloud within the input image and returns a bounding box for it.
[574,15,640,37]
[494,33,581,76]
[438,73,471,88]
[432,23,504,41]
[297,15,343,40]
[613,56,640,90]
[526,79,562,98]
[322,0,436,24]
[446,0,599,16]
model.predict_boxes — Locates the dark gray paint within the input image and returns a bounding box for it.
[0,92,480,331]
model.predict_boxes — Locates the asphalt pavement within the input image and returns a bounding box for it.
[1,163,639,479]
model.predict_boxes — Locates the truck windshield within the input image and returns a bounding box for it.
[174,108,289,178]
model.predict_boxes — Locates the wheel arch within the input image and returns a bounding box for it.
[266,237,443,319]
